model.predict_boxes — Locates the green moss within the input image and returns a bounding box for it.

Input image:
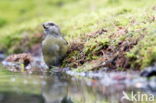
[127,28,156,69]
[0,17,7,27]
[1,0,156,71]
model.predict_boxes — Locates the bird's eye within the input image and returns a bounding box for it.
[48,23,55,26]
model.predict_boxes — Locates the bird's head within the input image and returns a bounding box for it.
[42,22,61,36]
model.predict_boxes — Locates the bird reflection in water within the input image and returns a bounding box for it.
[42,73,73,103]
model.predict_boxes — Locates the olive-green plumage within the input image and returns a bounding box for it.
[42,22,68,68]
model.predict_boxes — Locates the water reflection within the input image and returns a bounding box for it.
[0,72,155,103]
[0,92,44,103]
[42,73,73,103]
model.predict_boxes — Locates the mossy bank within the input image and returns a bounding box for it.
[0,0,156,71]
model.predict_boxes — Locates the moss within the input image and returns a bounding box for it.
[0,17,7,27]
[127,28,156,69]
[1,0,156,71]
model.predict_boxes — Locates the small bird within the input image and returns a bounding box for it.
[42,22,68,68]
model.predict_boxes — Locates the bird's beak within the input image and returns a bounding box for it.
[42,23,47,29]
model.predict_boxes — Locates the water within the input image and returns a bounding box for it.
[0,70,156,103]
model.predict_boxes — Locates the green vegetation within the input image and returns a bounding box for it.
[0,0,156,71]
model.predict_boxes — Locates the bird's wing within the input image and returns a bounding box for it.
[62,34,68,44]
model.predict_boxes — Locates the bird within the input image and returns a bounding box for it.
[42,22,68,68]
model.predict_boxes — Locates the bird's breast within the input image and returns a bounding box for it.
[42,36,66,54]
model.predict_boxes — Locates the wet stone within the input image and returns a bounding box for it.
[2,53,48,73]
[0,51,5,61]
[140,64,156,77]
